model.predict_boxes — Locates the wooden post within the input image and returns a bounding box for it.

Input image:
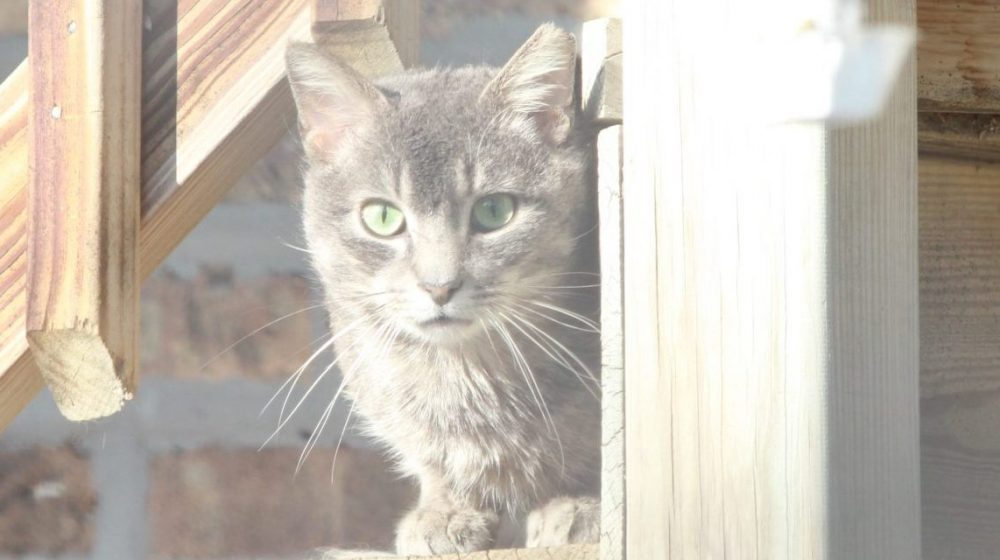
[623,0,920,558]
[26,0,141,421]
[581,17,624,560]
[311,0,420,76]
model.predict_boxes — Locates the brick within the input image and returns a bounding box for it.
[141,267,321,380]
[0,445,96,555]
[148,446,415,558]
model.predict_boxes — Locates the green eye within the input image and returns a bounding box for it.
[361,200,405,237]
[471,194,516,232]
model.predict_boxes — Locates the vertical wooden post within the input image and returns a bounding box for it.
[582,17,624,560]
[623,0,920,558]
[27,0,141,421]
[311,0,420,76]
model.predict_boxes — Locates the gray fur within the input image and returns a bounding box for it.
[287,24,600,555]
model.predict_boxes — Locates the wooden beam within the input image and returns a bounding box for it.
[0,0,419,429]
[311,0,420,77]
[920,155,1000,559]
[917,0,1000,112]
[596,125,623,560]
[335,544,597,560]
[26,0,141,421]
[623,0,920,557]
[581,19,621,127]
[919,112,1000,163]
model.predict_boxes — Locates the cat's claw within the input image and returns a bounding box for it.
[525,496,600,547]
[395,507,498,555]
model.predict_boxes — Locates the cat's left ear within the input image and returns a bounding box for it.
[481,24,576,145]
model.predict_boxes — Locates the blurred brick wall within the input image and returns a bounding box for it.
[0,2,617,558]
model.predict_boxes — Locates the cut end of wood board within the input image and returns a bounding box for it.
[26,329,133,421]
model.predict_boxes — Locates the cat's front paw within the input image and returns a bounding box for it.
[395,506,498,555]
[525,496,600,547]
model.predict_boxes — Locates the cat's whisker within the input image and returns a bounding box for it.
[497,305,599,400]
[302,319,398,475]
[568,222,598,242]
[329,399,357,484]
[200,303,327,374]
[260,315,384,450]
[504,300,600,334]
[521,299,600,332]
[499,305,600,400]
[490,314,566,476]
[281,241,315,255]
[263,311,373,421]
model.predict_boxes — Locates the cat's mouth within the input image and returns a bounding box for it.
[420,314,472,328]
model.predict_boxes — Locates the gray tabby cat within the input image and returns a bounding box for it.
[285,24,600,556]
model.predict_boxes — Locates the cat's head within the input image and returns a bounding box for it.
[287,25,593,346]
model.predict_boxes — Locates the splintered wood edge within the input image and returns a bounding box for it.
[26,329,132,421]
[581,18,621,126]
[311,0,421,76]
[325,544,598,560]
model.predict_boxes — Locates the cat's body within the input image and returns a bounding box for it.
[286,25,600,555]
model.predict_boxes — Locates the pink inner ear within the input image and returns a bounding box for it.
[298,96,372,161]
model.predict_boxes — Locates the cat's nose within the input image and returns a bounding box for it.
[420,279,463,306]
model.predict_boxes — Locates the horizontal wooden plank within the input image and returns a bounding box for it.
[918,0,1000,112]
[919,112,1000,163]
[327,544,597,560]
[920,155,1000,558]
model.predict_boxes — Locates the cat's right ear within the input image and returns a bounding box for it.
[285,43,388,161]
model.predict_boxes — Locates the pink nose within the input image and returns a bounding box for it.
[420,280,462,305]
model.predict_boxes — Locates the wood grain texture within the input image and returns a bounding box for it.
[623,0,919,558]
[312,0,420,77]
[581,19,621,127]
[919,112,1000,163]
[27,0,141,421]
[917,0,1000,112]
[596,126,622,560]
[338,544,597,560]
[920,156,1000,559]
[1,0,418,429]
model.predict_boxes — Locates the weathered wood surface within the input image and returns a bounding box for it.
[336,544,597,560]
[920,155,1000,559]
[0,0,419,429]
[311,0,419,76]
[581,19,621,127]
[623,0,919,558]
[917,0,1000,112]
[27,0,141,421]
[596,126,622,560]
[919,112,1000,163]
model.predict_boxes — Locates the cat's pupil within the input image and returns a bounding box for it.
[380,205,388,223]
[486,200,497,218]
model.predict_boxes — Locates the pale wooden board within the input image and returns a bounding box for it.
[0,0,419,430]
[26,0,142,421]
[917,0,1000,112]
[623,0,919,558]
[332,544,597,560]
[920,156,1000,559]
[596,126,622,560]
